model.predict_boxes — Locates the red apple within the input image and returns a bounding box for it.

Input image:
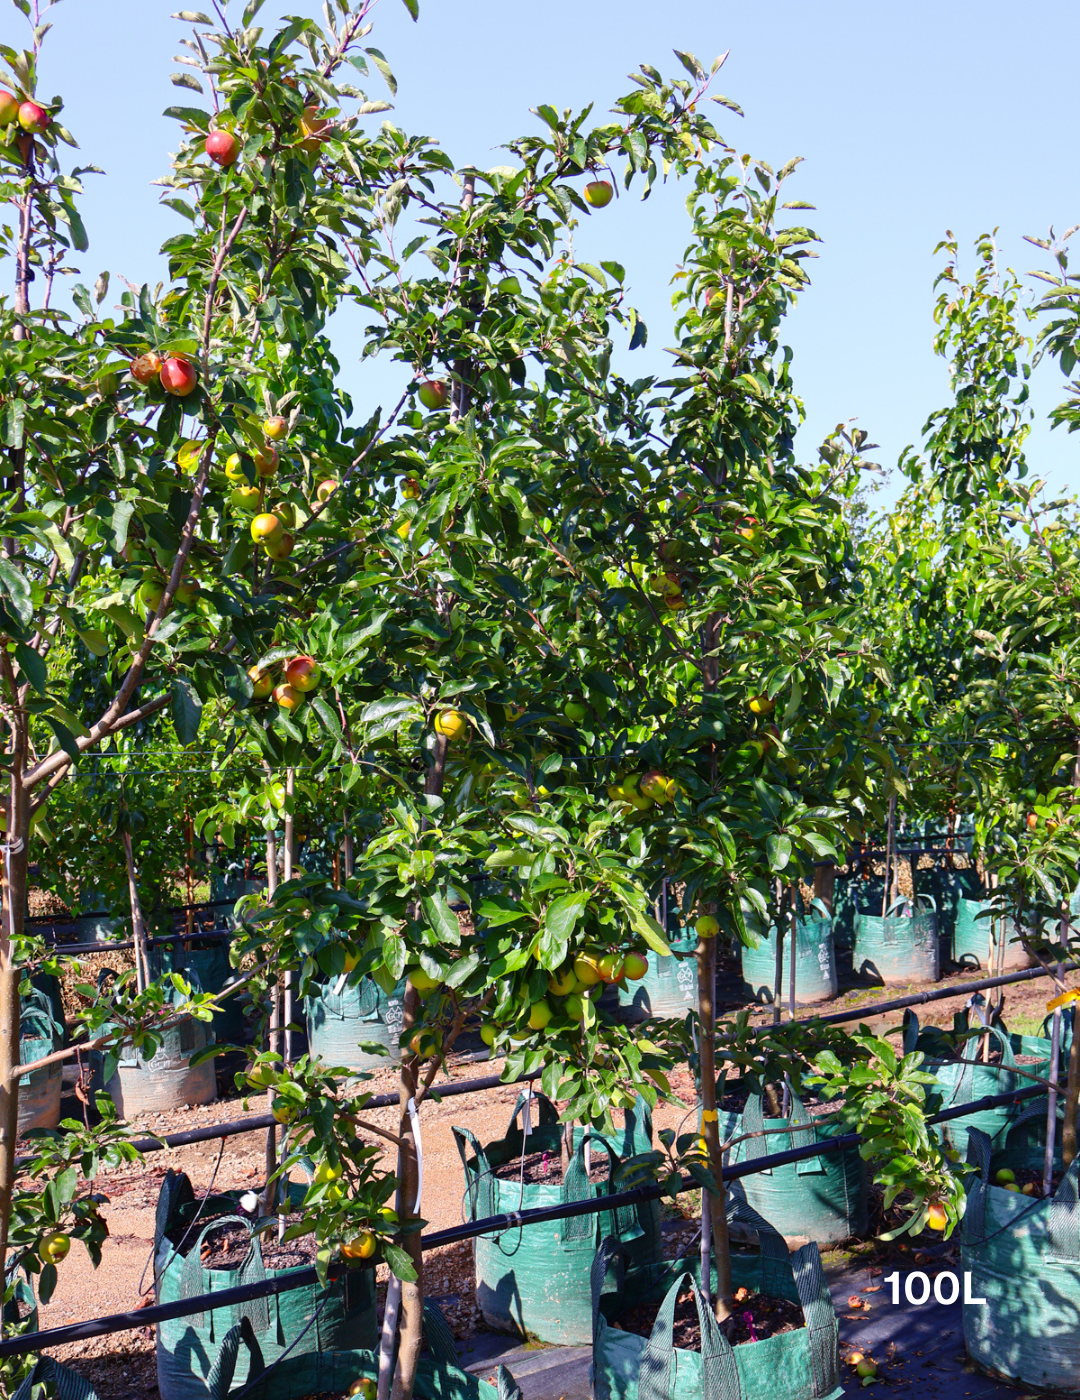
[205,129,239,166]
[253,443,278,477]
[417,381,449,411]
[285,655,321,692]
[17,102,48,134]
[249,666,273,700]
[160,357,198,397]
[0,92,18,127]
[583,180,613,208]
[130,352,163,385]
[273,683,304,713]
[315,478,338,504]
[263,416,288,441]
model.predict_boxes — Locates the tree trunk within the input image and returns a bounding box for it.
[122,831,151,992]
[282,769,295,1064]
[813,862,835,916]
[1044,960,1064,1197]
[0,768,28,1284]
[1062,1008,1080,1170]
[264,827,279,1213]
[390,984,424,1400]
[696,932,732,1322]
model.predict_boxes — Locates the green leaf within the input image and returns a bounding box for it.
[44,715,80,761]
[544,891,587,944]
[171,72,204,92]
[365,47,397,95]
[171,677,203,744]
[14,642,46,695]
[630,908,672,956]
[444,951,480,989]
[311,696,342,739]
[383,1241,418,1280]
[0,559,32,627]
[399,0,419,18]
[421,891,461,947]
[38,1261,57,1304]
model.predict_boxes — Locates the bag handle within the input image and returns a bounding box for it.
[205,1317,259,1400]
[451,1125,492,1223]
[962,1127,992,1244]
[638,1270,739,1400]
[564,1131,622,1241]
[736,1089,822,1173]
[958,1021,1016,1070]
[591,1235,629,1350]
[178,1214,268,1335]
[505,1089,559,1136]
[791,1243,841,1398]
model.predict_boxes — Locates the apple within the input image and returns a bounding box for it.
[285,655,321,691]
[408,967,440,995]
[205,129,240,166]
[263,415,288,440]
[229,485,261,512]
[401,476,422,500]
[248,667,273,700]
[271,1098,297,1124]
[622,952,649,980]
[138,578,166,612]
[748,695,775,716]
[564,992,585,1019]
[160,357,198,397]
[316,478,338,504]
[695,914,720,939]
[664,593,686,612]
[1004,1182,1021,1192]
[548,967,578,997]
[175,578,201,606]
[273,501,297,529]
[1022,1181,1037,1195]
[583,180,613,208]
[298,105,329,152]
[434,709,468,741]
[573,954,602,986]
[250,513,283,544]
[527,999,553,1031]
[855,1360,877,1379]
[1026,813,1038,831]
[479,1023,496,1047]
[18,101,48,134]
[417,380,449,411]
[340,1231,376,1259]
[640,770,670,803]
[563,700,588,722]
[349,1378,378,1399]
[130,352,163,385]
[253,443,278,477]
[597,953,624,983]
[176,439,205,472]
[39,1232,70,1264]
[245,1063,277,1090]
[265,532,295,562]
[273,683,304,713]
[994,1168,1016,1184]
[925,1202,948,1231]
[0,91,17,126]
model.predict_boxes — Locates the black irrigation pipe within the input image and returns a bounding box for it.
[0,1079,1051,1358]
[807,959,1080,1028]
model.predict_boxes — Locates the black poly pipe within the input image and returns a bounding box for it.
[0,1079,1049,1357]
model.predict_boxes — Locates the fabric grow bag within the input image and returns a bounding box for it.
[740,902,837,1006]
[306,974,406,1074]
[951,899,1033,972]
[618,937,697,1023]
[927,865,980,956]
[99,973,217,1117]
[18,985,63,1135]
[13,1357,101,1400]
[902,1012,1021,1158]
[852,894,939,985]
[591,1195,843,1400]
[161,941,250,1048]
[961,1126,1080,1393]
[724,1090,867,1245]
[453,1091,660,1345]
[154,1169,378,1400]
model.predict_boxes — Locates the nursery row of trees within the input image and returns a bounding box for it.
[2,0,1080,1394]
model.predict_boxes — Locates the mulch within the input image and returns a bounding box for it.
[617,1282,804,1349]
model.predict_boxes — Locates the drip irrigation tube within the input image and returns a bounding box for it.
[33,929,236,958]
[0,1079,1049,1359]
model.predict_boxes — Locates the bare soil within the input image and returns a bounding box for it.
[617,1283,804,1348]
[492,1146,611,1185]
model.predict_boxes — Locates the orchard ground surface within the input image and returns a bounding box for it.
[18,952,1057,1399]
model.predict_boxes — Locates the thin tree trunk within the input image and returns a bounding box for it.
[772,881,785,1025]
[0,736,29,1285]
[1044,960,1064,1197]
[122,831,151,992]
[1062,1008,1080,1170]
[343,808,354,879]
[282,769,294,1064]
[264,827,279,1212]
[185,811,194,938]
[390,985,424,1400]
[696,932,732,1322]
[813,862,835,916]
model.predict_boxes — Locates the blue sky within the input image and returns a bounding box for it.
[19,0,1080,509]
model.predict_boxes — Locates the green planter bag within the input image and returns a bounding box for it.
[618,937,697,1024]
[18,985,63,1135]
[961,1126,1080,1393]
[902,1012,1020,1158]
[13,1357,101,1400]
[740,902,837,1007]
[154,1170,378,1400]
[160,941,251,1048]
[951,899,1032,972]
[725,1090,866,1245]
[306,974,406,1073]
[853,894,939,985]
[591,1195,843,1400]
[453,1091,661,1345]
[927,865,980,958]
